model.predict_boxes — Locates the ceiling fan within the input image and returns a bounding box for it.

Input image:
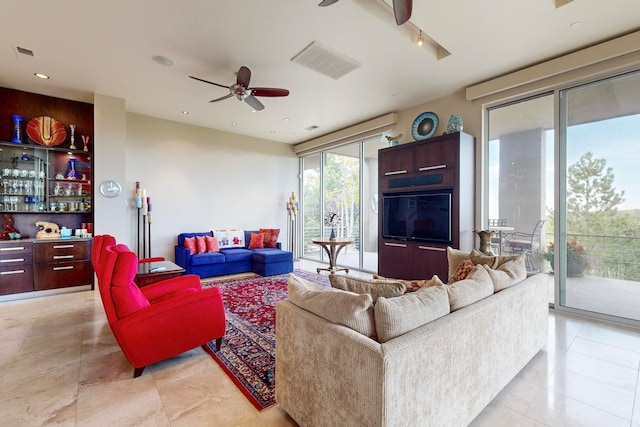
[189,66,289,111]
[318,0,412,25]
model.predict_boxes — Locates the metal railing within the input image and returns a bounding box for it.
[556,233,640,281]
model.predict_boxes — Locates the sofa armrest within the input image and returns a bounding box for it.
[174,245,190,272]
[276,300,383,427]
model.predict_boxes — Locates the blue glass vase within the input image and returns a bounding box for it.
[65,158,78,179]
[11,114,23,144]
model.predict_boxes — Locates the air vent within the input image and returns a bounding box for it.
[13,45,38,61]
[291,42,361,80]
[16,46,34,56]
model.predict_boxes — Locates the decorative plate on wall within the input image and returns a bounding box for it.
[411,112,439,140]
[26,116,67,146]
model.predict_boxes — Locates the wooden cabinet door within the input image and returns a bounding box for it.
[413,139,457,172]
[413,244,448,280]
[378,241,411,279]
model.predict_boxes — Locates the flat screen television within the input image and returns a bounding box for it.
[382,191,452,244]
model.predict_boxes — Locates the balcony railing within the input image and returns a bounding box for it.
[552,233,640,281]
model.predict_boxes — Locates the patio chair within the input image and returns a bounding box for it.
[504,220,546,271]
[488,219,508,252]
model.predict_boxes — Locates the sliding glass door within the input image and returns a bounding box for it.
[558,71,640,320]
[487,69,640,323]
[300,136,384,272]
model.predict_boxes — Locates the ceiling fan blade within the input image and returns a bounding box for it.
[250,87,290,97]
[209,93,234,103]
[244,95,265,111]
[237,66,251,88]
[189,75,229,90]
[393,0,412,25]
[318,0,339,6]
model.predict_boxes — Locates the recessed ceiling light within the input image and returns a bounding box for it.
[250,109,257,113]
[181,111,189,115]
[34,73,49,79]
[283,118,289,122]
[270,130,276,134]
[151,55,175,66]
[231,122,238,126]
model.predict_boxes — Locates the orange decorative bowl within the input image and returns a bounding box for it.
[26,116,67,146]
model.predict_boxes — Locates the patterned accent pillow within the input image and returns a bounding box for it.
[449,259,475,283]
[195,235,207,254]
[259,228,280,248]
[373,274,444,292]
[248,232,265,249]
[205,235,220,253]
[213,229,245,249]
[183,237,196,255]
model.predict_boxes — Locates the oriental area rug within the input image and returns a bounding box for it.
[201,269,329,410]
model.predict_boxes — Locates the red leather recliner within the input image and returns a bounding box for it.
[96,244,226,377]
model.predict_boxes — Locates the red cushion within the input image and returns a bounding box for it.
[205,235,220,252]
[248,232,265,249]
[110,251,150,318]
[184,237,196,255]
[195,235,207,254]
[259,228,280,248]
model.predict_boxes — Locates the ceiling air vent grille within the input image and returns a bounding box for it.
[291,41,361,80]
[13,45,38,61]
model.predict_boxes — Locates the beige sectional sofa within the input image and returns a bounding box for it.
[275,251,548,427]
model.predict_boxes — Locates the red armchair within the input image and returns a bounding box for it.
[97,245,226,377]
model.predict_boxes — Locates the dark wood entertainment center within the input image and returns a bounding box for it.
[378,131,475,280]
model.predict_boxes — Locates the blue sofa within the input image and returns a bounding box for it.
[175,230,294,278]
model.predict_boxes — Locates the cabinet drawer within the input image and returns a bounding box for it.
[34,261,92,290]
[35,241,90,263]
[0,265,33,295]
[0,253,33,267]
[0,242,33,258]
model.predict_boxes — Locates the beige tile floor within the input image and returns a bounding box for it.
[1,260,639,426]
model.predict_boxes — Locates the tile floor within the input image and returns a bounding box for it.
[1,261,639,426]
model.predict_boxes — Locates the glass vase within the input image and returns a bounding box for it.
[11,114,23,144]
[65,158,78,179]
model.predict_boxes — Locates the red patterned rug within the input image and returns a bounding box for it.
[201,269,329,410]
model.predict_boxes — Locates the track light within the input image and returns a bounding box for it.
[417,30,424,47]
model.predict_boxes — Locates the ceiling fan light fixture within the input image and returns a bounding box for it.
[417,31,424,47]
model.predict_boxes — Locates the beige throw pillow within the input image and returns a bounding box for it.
[374,285,450,343]
[447,247,470,283]
[446,265,494,311]
[287,274,376,338]
[373,274,445,292]
[482,254,527,292]
[469,249,523,268]
[329,275,406,302]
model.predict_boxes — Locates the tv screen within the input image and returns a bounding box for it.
[382,192,452,243]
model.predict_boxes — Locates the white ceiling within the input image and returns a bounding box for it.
[0,0,638,145]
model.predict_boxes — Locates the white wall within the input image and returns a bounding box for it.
[95,107,298,261]
[93,94,128,243]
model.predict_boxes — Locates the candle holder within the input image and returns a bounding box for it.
[11,114,24,144]
[69,124,77,149]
